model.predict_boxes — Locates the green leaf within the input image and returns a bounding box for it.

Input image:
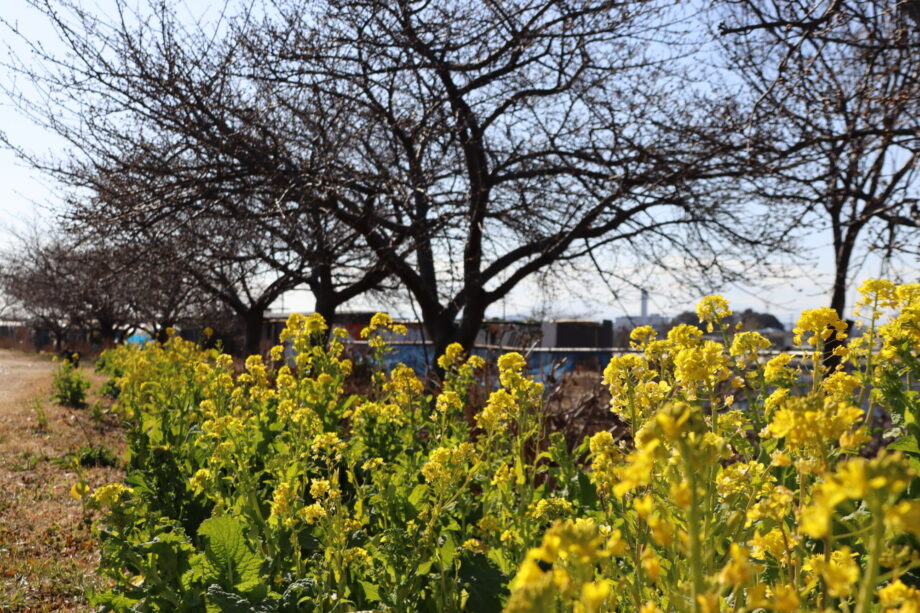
[91,589,140,611]
[909,455,920,475]
[439,532,457,568]
[358,580,381,602]
[194,516,265,598]
[458,550,507,612]
[889,437,920,454]
[205,585,277,613]
[576,472,598,507]
[416,559,434,576]
[408,483,428,509]
[514,457,526,486]
[279,579,317,612]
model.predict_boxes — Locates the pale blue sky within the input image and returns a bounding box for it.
[0,0,914,324]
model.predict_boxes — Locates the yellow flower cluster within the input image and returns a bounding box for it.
[476,351,542,433]
[855,279,900,318]
[189,468,212,495]
[587,431,622,498]
[382,363,424,404]
[873,282,920,363]
[602,354,654,419]
[349,400,405,427]
[806,548,860,598]
[878,579,920,611]
[279,313,328,357]
[93,289,920,613]
[530,497,575,523]
[477,388,516,431]
[765,394,866,460]
[793,306,848,347]
[696,294,733,332]
[420,443,477,491]
[729,330,771,365]
[629,325,657,350]
[802,452,914,538]
[435,389,463,414]
[91,483,132,509]
[437,342,466,370]
[361,313,407,338]
[673,340,731,392]
[507,519,620,613]
[269,481,299,527]
[299,503,327,525]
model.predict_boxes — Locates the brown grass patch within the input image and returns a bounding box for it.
[0,350,124,612]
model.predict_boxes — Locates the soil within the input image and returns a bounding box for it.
[0,350,124,612]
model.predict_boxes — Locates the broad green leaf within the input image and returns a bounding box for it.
[358,580,381,602]
[408,483,428,509]
[205,585,277,613]
[194,516,265,598]
[889,438,920,454]
[458,550,507,612]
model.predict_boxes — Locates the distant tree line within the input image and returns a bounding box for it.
[0,0,916,364]
[0,231,237,351]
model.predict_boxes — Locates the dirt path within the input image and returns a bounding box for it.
[0,350,124,612]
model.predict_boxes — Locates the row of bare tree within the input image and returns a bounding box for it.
[0,0,917,360]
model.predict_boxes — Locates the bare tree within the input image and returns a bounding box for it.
[2,0,393,351]
[0,239,70,350]
[3,0,786,366]
[717,0,920,316]
[124,245,214,341]
[0,231,139,349]
[245,0,776,357]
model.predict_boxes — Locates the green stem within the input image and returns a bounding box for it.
[682,443,704,613]
[854,507,884,613]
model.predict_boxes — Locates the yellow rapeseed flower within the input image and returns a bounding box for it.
[810,547,859,598]
[91,483,132,508]
[436,342,465,369]
[630,325,657,349]
[299,503,327,524]
[696,295,733,332]
[718,544,755,587]
[793,307,847,347]
[764,353,797,387]
[855,279,898,318]
[580,580,611,613]
[730,331,771,363]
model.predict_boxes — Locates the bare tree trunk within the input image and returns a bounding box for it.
[313,296,337,333]
[98,318,119,348]
[826,234,856,370]
[425,315,458,375]
[829,246,853,317]
[243,309,265,357]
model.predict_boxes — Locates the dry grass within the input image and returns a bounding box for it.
[0,350,124,612]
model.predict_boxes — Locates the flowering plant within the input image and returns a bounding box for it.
[87,283,920,612]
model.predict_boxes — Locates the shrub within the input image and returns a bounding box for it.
[51,358,91,408]
[83,284,920,612]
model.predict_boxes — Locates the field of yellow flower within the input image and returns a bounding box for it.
[82,281,920,612]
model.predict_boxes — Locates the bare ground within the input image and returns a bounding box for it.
[0,350,124,612]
